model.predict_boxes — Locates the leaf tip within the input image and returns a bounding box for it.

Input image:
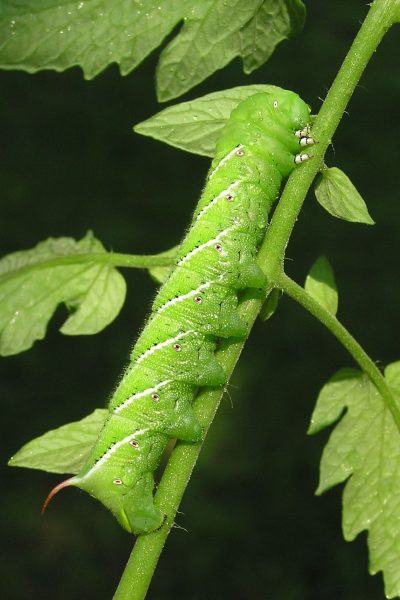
[7,455,17,467]
[306,421,317,436]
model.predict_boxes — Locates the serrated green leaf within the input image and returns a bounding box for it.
[0,1,305,100]
[260,288,281,321]
[156,0,263,101]
[0,232,126,356]
[148,245,179,284]
[240,0,305,73]
[304,255,338,315]
[0,0,187,79]
[314,167,375,225]
[134,84,281,157]
[308,368,362,435]
[309,364,400,598]
[8,408,107,474]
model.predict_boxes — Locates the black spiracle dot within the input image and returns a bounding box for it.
[151,393,160,402]
[236,148,244,156]
[129,439,140,449]
[113,479,123,485]
[193,295,203,304]
[173,343,182,352]
[226,193,234,201]
[215,243,222,252]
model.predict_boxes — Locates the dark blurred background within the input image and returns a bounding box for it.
[1,1,399,598]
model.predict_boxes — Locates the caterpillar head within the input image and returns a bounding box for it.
[270,89,311,131]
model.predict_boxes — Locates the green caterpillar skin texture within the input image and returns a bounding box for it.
[45,90,312,534]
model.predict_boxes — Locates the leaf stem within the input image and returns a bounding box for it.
[259,0,396,281]
[113,1,399,598]
[0,252,174,284]
[277,273,400,431]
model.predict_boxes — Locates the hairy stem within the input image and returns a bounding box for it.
[112,288,267,600]
[113,1,398,598]
[0,252,174,285]
[277,273,400,430]
[259,0,396,281]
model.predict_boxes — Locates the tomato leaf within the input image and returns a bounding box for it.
[309,363,400,599]
[8,409,107,474]
[304,255,338,315]
[134,84,281,157]
[0,232,126,355]
[314,167,374,225]
[0,0,305,100]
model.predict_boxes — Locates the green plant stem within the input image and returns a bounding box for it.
[35,252,174,269]
[112,287,267,600]
[113,2,399,598]
[277,273,400,430]
[0,252,174,285]
[259,0,397,281]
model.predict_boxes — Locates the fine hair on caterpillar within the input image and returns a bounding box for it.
[43,89,314,535]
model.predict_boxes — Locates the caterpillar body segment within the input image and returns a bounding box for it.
[44,89,312,534]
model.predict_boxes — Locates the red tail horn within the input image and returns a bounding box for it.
[41,478,74,515]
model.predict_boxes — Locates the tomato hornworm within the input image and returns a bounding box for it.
[43,89,313,534]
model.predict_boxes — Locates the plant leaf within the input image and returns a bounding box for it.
[308,363,400,599]
[0,232,126,356]
[0,1,304,100]
[260,288,281,321]
[304,255,338,315]
[240,0,306,73]
[314,167,375,224]
[156,0,263,101]
[134,84,281,157]
[8,408,107,474]
[0,0,188,79]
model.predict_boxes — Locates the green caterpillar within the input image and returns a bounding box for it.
[43,89,313,534]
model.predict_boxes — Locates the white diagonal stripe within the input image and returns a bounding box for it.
[82,429,149,478]
[196,181,241,221]
[155,283,211,315]
[208,144,244,179]
[134,330,194,366]
[178,226,233,267]
[113,379,172,414]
